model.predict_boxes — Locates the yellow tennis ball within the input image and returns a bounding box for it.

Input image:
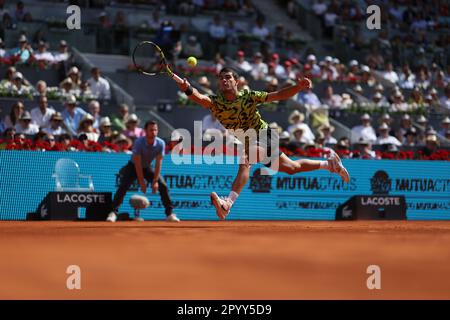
[187,56,197,67]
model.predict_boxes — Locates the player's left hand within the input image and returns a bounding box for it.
[296,77,312,90]
[151,181,159,194]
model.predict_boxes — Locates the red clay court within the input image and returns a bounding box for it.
[1,220,449,300]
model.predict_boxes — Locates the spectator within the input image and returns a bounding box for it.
[382,61,399,84]
[226,20,241,44]
[0,116,4,134]
[356,138,378,159]
[42,112,66,136]
[2,12,13,31]
[289,124,313,145]
[441,85,450,110]
[403,127,418,147]
[416,114,428,129]
[88,100,101,129]
[415,68,430,90]
[313,0,328,17]
[445,129,450,141]
[280,60,296,80]
[78,81,95,100]
[333,137,351,158]
[250,52,268,80]
[66,66,82,91]
[212,52,225,74]
[322,85,342,109]
[30,95,55,129]
[269,53,285,79]
[306,54,321,77]
[237,76,250,91]
[202,113,225,134]
[182,35,203,58]
[429,88,440,105]
[123,113,145,140]
[419,134,439,158]
[208,15,226,51]
[438,117,450,137]
[396,114,413,141]
[0,66,16,87]
[15,111,39,135]
[372,92,387,108]
[389,91,409,112]
[59,78,76,98]
[148,10,161,31]
[13,1,28,23]
[318,124,337,144]
[279,130,291,149]
[113,11,129,55]
[61,95,87,136]
[287,110,315,142]
[32,41,54,64]
[398,64,416,89]
[3,101,24,129]
[323,6,339,38]
[432,70,448,89]
[113,134,132,154]
[408,86,424,107]
[58,133,73,151]
[351,113,377,144]
[77,114,99,142]
[44,134,56,150]
[2,127,16,141]
[252,15,270,41]
[97,117,113,144]
[376,123,401,146]
[11,72,32,96]
[111,103,129,132]
[6,35,32,64]
[34,80,47,97]
[235,50,252,73]
[197,76,213,95]
[360,65,376,86]
[53,40,70,62]
[87,67,111,100]
[296,83,321,109]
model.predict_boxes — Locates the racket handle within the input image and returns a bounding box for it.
[171,72,184,84]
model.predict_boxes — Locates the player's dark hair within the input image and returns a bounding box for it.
[145,120,158,129]
[218,67,239,80]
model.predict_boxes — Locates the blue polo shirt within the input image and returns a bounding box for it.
[131,137,165,168]
[61,107,87,136]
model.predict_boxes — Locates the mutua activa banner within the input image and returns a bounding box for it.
[0,151,449,220]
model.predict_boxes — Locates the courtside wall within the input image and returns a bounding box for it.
[0,151,449,220]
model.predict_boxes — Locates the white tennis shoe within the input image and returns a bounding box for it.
[210,192,232,220]
[329,150,350,183]
[106,211,117,222]
[166,213,180,222]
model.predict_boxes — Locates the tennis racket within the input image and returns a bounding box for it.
[132,41,183,84]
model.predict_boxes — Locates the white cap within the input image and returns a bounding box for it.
[349,59,358,67]
[307,54,316,61]
[361,65,370,72]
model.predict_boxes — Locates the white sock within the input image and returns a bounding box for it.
[228,191,239,204]
[319,160,329,170]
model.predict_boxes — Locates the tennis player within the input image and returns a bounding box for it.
[173,67,350,220]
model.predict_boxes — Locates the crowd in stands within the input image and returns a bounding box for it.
[0,95,141,153]
[0,0,448,161]
[198,109,450,161]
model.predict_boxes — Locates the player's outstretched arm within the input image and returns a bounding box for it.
[266,77,312,103]
[173,76,212,109]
